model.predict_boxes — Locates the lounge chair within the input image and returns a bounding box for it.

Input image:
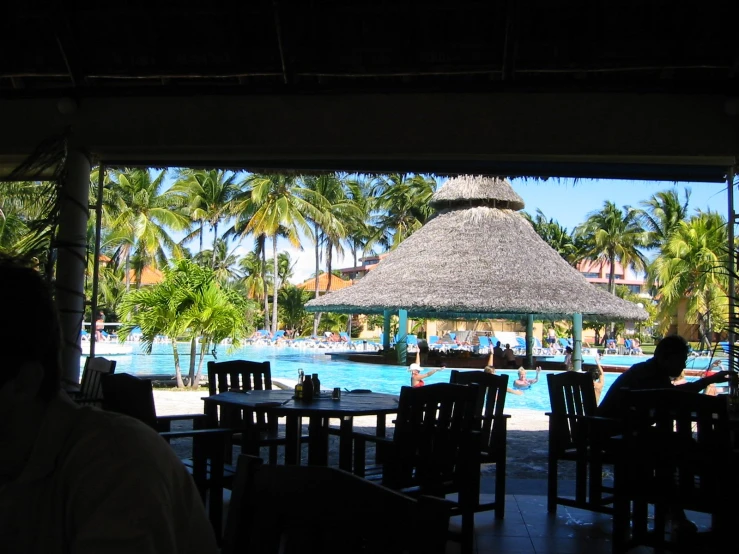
[477,335,491,354]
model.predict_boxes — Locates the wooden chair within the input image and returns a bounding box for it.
[449,369,510,518]
[101,372,237,542]
[207,360,289,465]
[69,356,116,407]
[352,383,481,554]
[546,371,615,515]
[612,388,736,553]
[222,454,453,554]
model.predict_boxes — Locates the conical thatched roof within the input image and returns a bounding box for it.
[305,176,648,322]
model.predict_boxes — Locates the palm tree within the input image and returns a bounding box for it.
[574,201,649,295]
[193,238,242,283]
[119,259,245,388]
[650,211,728,348]
[276,251,297,290]
[523,209,578,265]
[637,188,691,251]
[171,169,240,266]
[302,173,360,334]
[234,174,321,335]
[278,284,311,336]
[370,173,437,250]
[106,168,190,290]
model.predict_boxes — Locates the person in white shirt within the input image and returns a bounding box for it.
[0,256,218,554]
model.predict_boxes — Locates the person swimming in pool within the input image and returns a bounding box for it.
[513,366,542,390]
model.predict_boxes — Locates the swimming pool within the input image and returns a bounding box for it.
[95,343,633,412]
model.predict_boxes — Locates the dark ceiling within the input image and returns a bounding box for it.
[3,1,738,97]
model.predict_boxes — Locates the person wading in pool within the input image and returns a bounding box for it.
[513,366,542,390]
[482,352,523,395]
[408,351,444,388]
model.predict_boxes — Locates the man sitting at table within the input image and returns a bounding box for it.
[596,334,729,538]
[0,256,218,554]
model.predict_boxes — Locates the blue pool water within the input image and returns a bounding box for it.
[92,343,655,413]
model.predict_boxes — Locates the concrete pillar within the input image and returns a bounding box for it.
[383,310,391,350]
[573,313,583,371]
[526,315,534,368]
[396,309,408,365]
[57,150,90,387]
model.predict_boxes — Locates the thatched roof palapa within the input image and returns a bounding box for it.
[305,175,648,322]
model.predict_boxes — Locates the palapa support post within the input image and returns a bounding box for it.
[383,310,391,351]
[396,309,408,365]
[572,313,583,371]
[526,315,534,368]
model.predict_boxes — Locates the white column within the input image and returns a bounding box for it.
[57,150,90,388]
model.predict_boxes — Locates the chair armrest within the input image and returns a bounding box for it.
[160,427,243,440]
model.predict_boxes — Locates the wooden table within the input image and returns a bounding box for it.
[203,390,400,470]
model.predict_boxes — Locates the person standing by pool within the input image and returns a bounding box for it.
[547,327,557,351]
[94,311,105,341]
[513,366,542,390]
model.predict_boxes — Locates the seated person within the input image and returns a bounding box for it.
[0,256,218,554]
[595,334,729,535]
[513,366,542,390]
[703,359,723,396]
[502,343,518,368]
[564,346,574,371]
[492,341,504,366]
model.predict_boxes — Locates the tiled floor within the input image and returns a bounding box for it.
[444,477,713,554]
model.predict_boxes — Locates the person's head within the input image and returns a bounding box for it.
[565,346,572,354]
[505,344,510,349]
[483,365,495,374]
[0,257,61,402]
[408,362,421,375]
[496,341,501,348]
[653,335,689,379]
[517,367,527,379]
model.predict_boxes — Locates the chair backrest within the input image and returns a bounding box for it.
[101,372,158,429]
[547,371,597,452]
[387,383,480,491]
[78,356,117,403]
[620,388,732,502]
[207,359,272,395]
[222,455,452,554]
[449,370,509,459]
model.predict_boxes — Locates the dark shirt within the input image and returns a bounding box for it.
[596,358,672,420]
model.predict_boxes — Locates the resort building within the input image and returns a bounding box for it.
[577,260,649,298]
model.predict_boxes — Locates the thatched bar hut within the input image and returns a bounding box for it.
[305,175,648,368]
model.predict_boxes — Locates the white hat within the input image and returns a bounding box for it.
[408,363,421,372]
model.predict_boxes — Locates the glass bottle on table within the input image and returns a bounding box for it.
[295,369,304,400]
[303,372,314,401]
[312,373,320,397]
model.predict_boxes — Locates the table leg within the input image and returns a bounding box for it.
[375,414,386,464]
[339,416,354,471]
[308,416,329,466]
[284,414,301,465]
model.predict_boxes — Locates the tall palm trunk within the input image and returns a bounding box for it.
[172,341,185,388]
[260,236,269,330]
[312,225,321,336]
[272,236,279,335]
[607,251,616,337]
[211,221,219,268]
